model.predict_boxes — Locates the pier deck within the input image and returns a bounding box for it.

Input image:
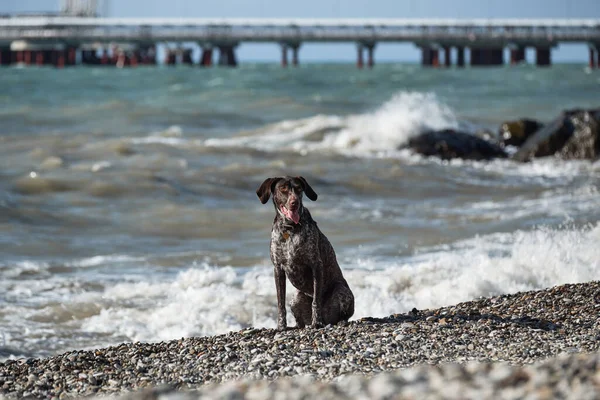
[0,17,599,67]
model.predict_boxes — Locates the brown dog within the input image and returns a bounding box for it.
[256,176,354,330]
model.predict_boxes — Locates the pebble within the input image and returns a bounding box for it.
[0,281,599,399]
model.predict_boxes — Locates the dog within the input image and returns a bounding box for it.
[256,176,354,330]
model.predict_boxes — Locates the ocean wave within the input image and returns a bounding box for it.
[2,223,598,358]
[203,91,459,156]
[76,223,599,344]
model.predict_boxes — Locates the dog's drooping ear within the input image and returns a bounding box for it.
[296,176,318,201]
[256,177,282,204]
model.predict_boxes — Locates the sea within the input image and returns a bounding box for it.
[1,63,599,361]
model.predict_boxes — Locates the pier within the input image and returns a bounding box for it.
[0,17,599,68]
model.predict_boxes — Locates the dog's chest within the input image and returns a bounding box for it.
[270,228,313,274]
[272,229,299,263]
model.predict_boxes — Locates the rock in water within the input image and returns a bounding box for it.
[403,129,507,161]
[498,119,543,147]
[558,110,600,160]
[512,109,600,162]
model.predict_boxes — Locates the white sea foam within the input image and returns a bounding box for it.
[330,91,458,153]
[0,261,50,279]
[131,125,188,145]
[76,223,600,344]
[80,266,274,342]
[468,157,600,181]
[130,136,188,146]
[65,254,145,268]
[204,91,459,156]
[350,223,600,317]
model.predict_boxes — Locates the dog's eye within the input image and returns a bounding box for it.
[279,186,288,193]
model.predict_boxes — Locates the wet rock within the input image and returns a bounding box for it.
[512,109,600,162]
[403,129,507,161]
[558,110,600,160]
[498,119,543,147]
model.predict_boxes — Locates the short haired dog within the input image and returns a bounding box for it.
[256,176,354,330]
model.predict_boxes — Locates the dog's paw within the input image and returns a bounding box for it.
[310,321,324,329]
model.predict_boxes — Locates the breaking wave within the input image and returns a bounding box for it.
[204,91,460,156]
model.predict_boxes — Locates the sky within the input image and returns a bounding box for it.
[2,0,599,62]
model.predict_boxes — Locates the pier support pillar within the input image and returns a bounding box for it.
[81,49,92,65]
[366,44,375,68]
[291,44,300,66]
[53,50,66,68]
[24,50,33,65]
[100,49,109,65]
[471,48,503,66]
[43,50,53,66]
[200,47,213,67]
[357,45,363,69]
[421,47,440,67]
[443,47,451,67]
[280,43,302,67]
[535,47,551,67]
[430,49,439,67]
[357,43,375,69]
[589,46,599,69]
[38,51,46,65]
[129,51,139,67]
[0,48,11,65]
[357,44,364,69]
[218,45,237,67]
[67,46,77,66]
[482,49,503,66]
[456,46,465,67]
[165,49,177,66]
[510,47,526,65]
[182,49,193,65]
[470,48,481,66]
[490,48,504,65]
[281,43,288,67]
[35,51,44,65]
[421,47,431,66]
[81,49,100,65]
[141,46,156,65]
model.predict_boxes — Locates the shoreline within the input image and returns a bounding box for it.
[1,280,599,399]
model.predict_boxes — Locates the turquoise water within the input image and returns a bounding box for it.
[1,63,598,136]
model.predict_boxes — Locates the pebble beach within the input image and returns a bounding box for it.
[2,280,599,399]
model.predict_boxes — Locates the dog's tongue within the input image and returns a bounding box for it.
[281,206,300,224]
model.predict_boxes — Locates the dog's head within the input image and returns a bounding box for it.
[256,176,318,224]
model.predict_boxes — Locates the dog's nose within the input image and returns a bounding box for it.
[289,198,298,208]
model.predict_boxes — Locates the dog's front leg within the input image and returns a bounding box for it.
[311,263,324,328]
[274,266,287,330]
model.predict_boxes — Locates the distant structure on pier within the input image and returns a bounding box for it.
[0,6,599,69]
[60,0,98,17]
